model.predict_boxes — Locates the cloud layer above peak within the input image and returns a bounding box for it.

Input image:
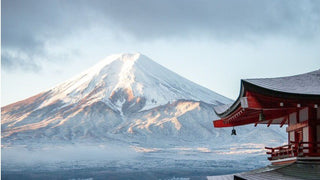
[2,0,320,71]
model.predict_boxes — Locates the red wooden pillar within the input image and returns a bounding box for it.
[308,107,317,154]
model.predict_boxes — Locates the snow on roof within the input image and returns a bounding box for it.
[214,69,320,118]
[235,162,320,180]
[244,69,320,95]
[213,104,233,115]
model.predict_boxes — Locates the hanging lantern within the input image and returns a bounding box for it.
[231,127,237,135]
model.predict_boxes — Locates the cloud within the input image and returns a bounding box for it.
[1,0,95,72]
[2,144,138,164]
[88,0,320,39]
[1,50,40,72]
[2,0,320,71]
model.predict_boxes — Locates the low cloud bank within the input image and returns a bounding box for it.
[2,144,138,165]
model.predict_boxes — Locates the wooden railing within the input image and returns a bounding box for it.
[265,141,320,161]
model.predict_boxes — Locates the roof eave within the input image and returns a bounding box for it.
[214,79,320,118]
[214,80,246,118]
[242,79,320,100]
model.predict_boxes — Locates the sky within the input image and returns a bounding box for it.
[2,0,320,106]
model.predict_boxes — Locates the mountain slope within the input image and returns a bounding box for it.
[1,53,286,149]
[34,53,231,112]
[1,53,233,144]
[2,53,288,176]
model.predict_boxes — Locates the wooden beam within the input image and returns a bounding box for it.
[267,119,274,127]
[244,91,318,109]
[286,121,308,132]
[245,92,263,109]
[280,116,288,128]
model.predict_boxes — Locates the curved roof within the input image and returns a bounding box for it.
[244,69,320,95]
[213,104,232,114]
[214,69,320,118]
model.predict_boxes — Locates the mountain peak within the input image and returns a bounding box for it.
[106,52,141,63]
[119,52,141,61]
[1,53,236,145]
[1,53,286,156]
[92,52,142,71]
[5,53,232,114]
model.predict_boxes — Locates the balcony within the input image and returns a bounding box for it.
[265,141,320,161]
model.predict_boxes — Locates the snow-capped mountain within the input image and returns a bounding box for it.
[38,53,230,111]
[2,53,288,177]
[1,53,286,148]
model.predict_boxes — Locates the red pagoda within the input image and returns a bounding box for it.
[213,69,320,165]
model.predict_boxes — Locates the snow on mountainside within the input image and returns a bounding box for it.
[37,53,231,111]
[1,53,286,149]
[2,53,288,175]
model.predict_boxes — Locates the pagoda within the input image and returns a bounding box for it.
[213,69,320,165]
